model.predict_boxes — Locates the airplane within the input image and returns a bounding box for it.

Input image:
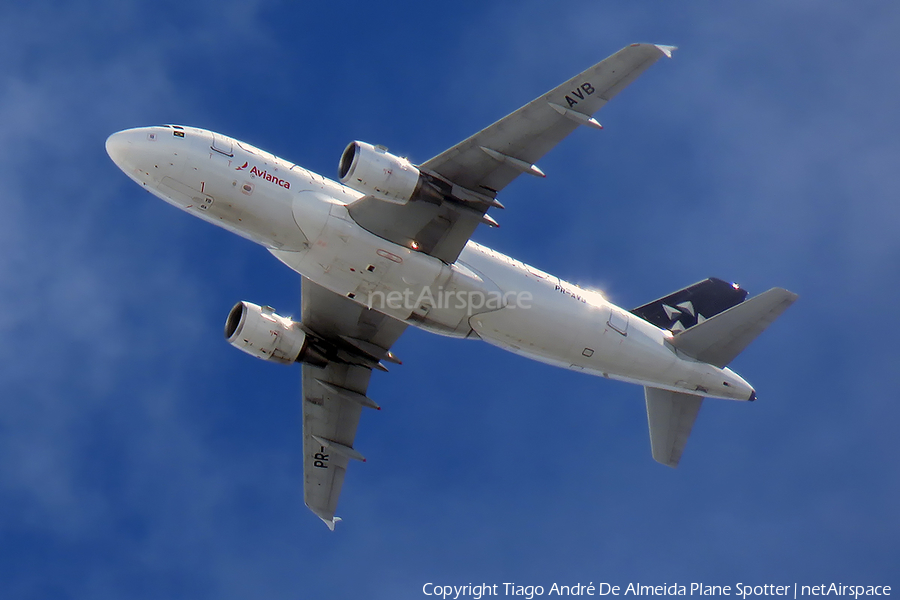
[106,43,797,530]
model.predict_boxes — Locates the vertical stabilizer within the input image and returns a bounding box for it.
[631,278,748,333]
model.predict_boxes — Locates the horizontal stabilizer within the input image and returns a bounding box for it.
[672,288,798,368]
[645,387,703,467]
[631,278,748,332]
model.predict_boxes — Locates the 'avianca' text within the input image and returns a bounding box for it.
[250,165,290,189]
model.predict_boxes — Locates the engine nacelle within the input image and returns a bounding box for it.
[338,141,422,204]
[224,301,327,366]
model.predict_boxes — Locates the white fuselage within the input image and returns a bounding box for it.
[106,125,755,401]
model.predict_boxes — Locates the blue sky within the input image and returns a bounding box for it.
[2,1,898,598]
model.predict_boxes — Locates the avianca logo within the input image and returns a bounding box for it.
[249,165,291,189]
[235,161,248,171]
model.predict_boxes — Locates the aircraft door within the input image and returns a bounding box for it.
[210,133,234,157]
[608,308,629,336]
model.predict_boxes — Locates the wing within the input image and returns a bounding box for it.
[420,43,676,193]
[300,277,407,529]
[348,43,675,264]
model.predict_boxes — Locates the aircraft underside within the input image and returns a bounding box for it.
[106,43,796,528]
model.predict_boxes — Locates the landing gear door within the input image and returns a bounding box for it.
[608,308,629,336]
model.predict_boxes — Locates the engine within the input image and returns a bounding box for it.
[224,301,327,366]
[338,141,433,205]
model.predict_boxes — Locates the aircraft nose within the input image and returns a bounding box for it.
[105,130,134,171]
